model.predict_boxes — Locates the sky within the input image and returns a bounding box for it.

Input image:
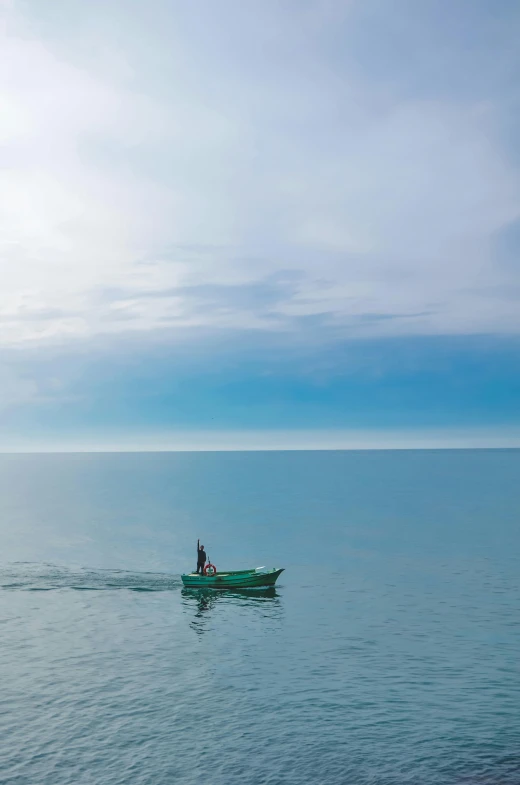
[1,0,520,450]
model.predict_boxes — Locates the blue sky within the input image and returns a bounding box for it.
[1,0,520,450]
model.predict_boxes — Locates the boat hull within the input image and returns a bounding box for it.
[181,567,284,589]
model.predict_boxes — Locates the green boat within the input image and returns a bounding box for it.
[181,566,284,589]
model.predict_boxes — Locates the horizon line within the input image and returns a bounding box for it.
[1,427,520,454]
[1,445,520,456]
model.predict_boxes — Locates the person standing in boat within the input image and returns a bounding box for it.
[196,539,207,575]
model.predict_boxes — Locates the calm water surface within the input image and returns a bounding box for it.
[0,450,519,784]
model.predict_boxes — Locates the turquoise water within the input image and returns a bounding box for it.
[0,450,519,784]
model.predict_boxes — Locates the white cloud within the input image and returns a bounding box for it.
[1,0,520,347]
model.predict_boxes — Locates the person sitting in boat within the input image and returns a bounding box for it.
[196,540,207,575]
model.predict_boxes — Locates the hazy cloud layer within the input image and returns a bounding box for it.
[2,0,520,349]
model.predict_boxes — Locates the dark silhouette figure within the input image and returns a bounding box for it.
[196,539,207,574]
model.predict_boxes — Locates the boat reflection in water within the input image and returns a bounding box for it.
[181,586,282,635]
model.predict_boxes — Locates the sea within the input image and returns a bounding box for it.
[0,449,519,785]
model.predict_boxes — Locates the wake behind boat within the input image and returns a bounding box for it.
[181,566,284,589]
